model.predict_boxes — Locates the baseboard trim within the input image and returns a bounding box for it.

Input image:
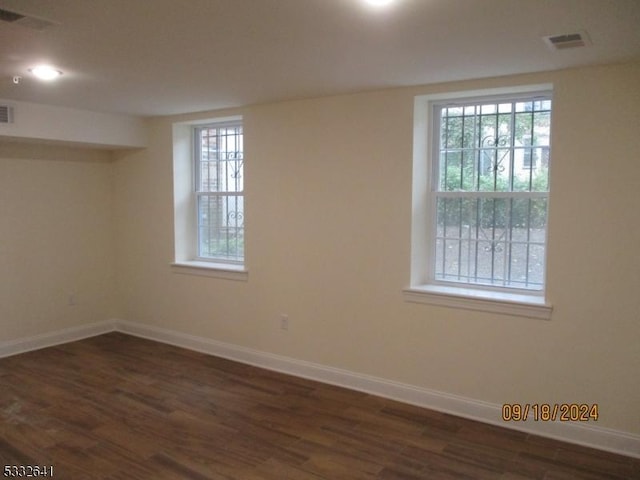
[113,319,640,459]
[0,320,115,359]
[2,319,639,458]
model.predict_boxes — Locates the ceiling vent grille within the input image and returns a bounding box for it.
[0,7,55,30]
[0,105,14,124]
[0,7,24,22]
[543,31,591,50]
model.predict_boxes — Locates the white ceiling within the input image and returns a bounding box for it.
[1,0,639,117]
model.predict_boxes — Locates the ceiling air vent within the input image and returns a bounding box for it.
[0,7,55,30]
[0,105,14,124]
[543,31,591,50]
[0,7,24,22]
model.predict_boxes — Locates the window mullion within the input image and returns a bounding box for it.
[509,105,516,192]
[506,197,514,286]
[490,198,496,283]
[435,191,547,199]
[529,108,536,191]
[525,198,532,287]
[474,197,480,284]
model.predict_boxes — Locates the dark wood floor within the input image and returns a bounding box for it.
[0,333,637,479]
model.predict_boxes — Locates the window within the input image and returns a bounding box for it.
[171,115,247,280]
[194,122,244,264]
[406,86,553,319]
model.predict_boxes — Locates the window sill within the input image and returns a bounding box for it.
[170,261,248,281]
[403,284,552,320]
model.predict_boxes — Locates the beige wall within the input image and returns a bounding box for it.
[2,62,635,435]
[0,143,116,339]
[112,61,640,435]
[116,61,640,434]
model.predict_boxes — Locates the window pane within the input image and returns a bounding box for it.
[441,151,462,191]
[439,99,551,195]
[218,126,244,192]
[527,244,545,288]
[533,111,551,147]
[460,150,476,191]
[197,125,243,193]
[198,195,244,261]
[434,195,546,290]
[443,114,463,149]
[462,113,477,149]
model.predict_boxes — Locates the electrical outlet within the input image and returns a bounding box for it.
[280,314,289,331]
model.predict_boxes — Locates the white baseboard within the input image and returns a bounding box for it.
[3,319,639,459]
[0,320,115,359]
[113,319,640,459]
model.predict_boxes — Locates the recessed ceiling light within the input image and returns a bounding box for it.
[365,0,395,7]
[29,65,63,81]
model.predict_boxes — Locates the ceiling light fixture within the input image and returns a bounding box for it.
[365,0,395,7]
[29,65,63,81]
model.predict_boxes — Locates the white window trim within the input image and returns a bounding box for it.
[406,85,553,320]
[403,285,551,320]
[170,261,248,281]
[172,115,248,280]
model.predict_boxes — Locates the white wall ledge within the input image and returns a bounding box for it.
[403,284,552,320]
[0,99,147,148]
[170,261,248,281]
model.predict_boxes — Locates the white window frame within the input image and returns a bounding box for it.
[404,85,553,319]
[171,115,247,281]
[194,121,244,264]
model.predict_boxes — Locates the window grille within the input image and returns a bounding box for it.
[432,96,551,290]
[194,122,244,263]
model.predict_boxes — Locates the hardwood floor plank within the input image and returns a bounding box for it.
[245,457,327,480]
[0,436,39,466]
[0,332,637,479]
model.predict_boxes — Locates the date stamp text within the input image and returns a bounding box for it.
[502,403,599,422]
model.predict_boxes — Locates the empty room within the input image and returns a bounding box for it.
[1,0,639,478]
